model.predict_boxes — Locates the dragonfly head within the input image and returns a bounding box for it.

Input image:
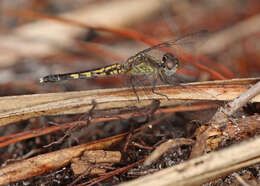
[161,53,179,77]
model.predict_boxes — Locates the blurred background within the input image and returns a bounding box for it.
[0,0,260,185]
[0,0,259,96]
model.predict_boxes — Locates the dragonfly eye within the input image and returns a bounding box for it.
[166,60,176,70]
[162,55,168,64]
[162,53,179,76]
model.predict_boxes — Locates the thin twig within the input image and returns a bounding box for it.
[211,81,260,125]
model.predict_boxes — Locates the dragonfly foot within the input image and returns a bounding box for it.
[152,90,169,100]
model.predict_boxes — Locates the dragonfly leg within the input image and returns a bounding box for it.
[130,76,140,102]
[152,79,169,100]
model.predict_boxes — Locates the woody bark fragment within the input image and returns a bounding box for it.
[71,150,121,175]
[0,134,125,185]
[191,80,260,158]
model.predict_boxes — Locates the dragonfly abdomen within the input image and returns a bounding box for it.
[40,64,125,83]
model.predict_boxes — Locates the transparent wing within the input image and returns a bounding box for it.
[137,30,210,60]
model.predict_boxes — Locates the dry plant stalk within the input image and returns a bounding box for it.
[120,137,260,186]
[124,78,260,186]
[0,102,215,149]
[191,80,260,157]
[0,78,259,127]
[0,134,125,185]
[0,75,259,184]
[143,138,194,166]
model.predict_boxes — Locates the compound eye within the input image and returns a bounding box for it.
[162,55,168,63]
[161,53,179,76]
[162,53,179,68]
[166,61,176,70]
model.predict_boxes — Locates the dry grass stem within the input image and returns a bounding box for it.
[120,136,260,186]
[0,78,259,127]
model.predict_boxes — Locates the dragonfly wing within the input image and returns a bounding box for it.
[138,30,210,60]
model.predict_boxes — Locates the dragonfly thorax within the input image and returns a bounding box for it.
[161,53,179,77]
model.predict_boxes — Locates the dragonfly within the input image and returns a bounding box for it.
[40,30,208,101]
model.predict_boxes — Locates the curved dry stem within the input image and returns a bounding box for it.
[0,78,259,127]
